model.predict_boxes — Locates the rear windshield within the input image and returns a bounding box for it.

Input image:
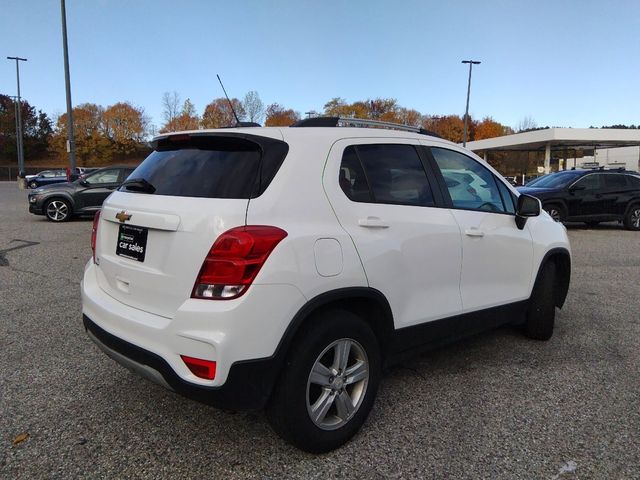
[120,134,288,199]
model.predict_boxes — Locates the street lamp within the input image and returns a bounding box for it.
[60,0,76,172]
[8,96,20,170]
[461,60,481,147]
[6,56,27,178]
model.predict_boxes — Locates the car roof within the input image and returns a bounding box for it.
[151,126,456,146]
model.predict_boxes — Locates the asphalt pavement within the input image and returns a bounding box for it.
[1,181,639,479]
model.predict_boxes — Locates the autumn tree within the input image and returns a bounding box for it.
[0,95,52,160]
[201,98,245,128]
[474,117,509,140]
[323,97,400,121]
[422,115,466,143]
[160,98,200,132]
[323,97,355,117]
[50,103,112,166]
[242,91,264,124]
[103,102,149,155]
[264,103,300,126]
[397,108,422,127]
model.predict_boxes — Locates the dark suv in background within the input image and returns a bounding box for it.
[28,166,135,222]
[518,168,640,230]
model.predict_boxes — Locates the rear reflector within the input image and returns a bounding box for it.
[192,225,287,300]
[181,355,217,380]
[91,210,101,264]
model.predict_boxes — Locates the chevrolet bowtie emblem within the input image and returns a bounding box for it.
[115,211,132,223]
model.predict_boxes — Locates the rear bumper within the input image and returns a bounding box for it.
[84,315,279,410]
[81,261,307,410]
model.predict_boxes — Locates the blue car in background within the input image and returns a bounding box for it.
[26,169,68,189]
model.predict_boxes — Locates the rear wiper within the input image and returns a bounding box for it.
[121,177,156,194]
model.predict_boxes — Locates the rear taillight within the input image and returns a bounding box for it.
[91,210,101,264]
[192,225,287,300]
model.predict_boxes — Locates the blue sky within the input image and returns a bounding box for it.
[1,0,639,130]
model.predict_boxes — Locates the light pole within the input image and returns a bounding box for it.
[9,96,20,173]
[60,0,76,172]
[7,56,27,178]
[461,60,480,147]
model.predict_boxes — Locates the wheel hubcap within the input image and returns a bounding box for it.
[631,208,640,228]
[306,338,369,430]
[47,201,68,221]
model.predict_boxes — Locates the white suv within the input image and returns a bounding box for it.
[82,117,571,452]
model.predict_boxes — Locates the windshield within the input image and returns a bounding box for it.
[527,172,581,188]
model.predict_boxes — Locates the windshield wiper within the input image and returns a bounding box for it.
[121,177,156,194]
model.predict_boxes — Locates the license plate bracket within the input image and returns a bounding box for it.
[116,224,148,262]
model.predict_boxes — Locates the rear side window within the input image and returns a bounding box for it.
[122,135,288,199]
[339,144,435,207]
[431,147,506,213]
[339,146,373,202]
[602,174,627,189]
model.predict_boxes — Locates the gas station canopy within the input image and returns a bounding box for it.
[465,128,640,172]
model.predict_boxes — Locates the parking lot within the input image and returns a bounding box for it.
[1,181,639,479]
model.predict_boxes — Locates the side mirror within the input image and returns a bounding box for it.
[515,194,541,229]
[79,178,89,186]
[569,184,585,193]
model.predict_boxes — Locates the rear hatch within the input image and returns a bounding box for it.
[94,131,288,319]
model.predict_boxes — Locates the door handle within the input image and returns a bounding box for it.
[358,217,389,228]
[464,227,485,237]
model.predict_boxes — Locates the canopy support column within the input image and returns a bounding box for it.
[544,143,551,173]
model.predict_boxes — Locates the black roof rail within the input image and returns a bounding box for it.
[290,116,442,138]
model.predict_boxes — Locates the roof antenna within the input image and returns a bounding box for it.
[216,74,241,125]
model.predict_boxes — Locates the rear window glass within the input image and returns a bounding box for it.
[121,135,287,199]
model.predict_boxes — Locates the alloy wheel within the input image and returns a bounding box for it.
[547,208,561,222]
[46,200,69,221]
[306,338,369,430]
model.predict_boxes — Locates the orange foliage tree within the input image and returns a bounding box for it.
[422,115,466,143]
[474,116,510,140]
[160,99,199,133]
[201,98,245,128]
[264,103,300,126]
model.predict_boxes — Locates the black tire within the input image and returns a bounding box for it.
[585,221,600,228]
[29,181,38,189]
[524,261,557,340]
[544,203,565,223]
[266,310,381,453]
[44,198,72,222]
[623,204,640,231]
